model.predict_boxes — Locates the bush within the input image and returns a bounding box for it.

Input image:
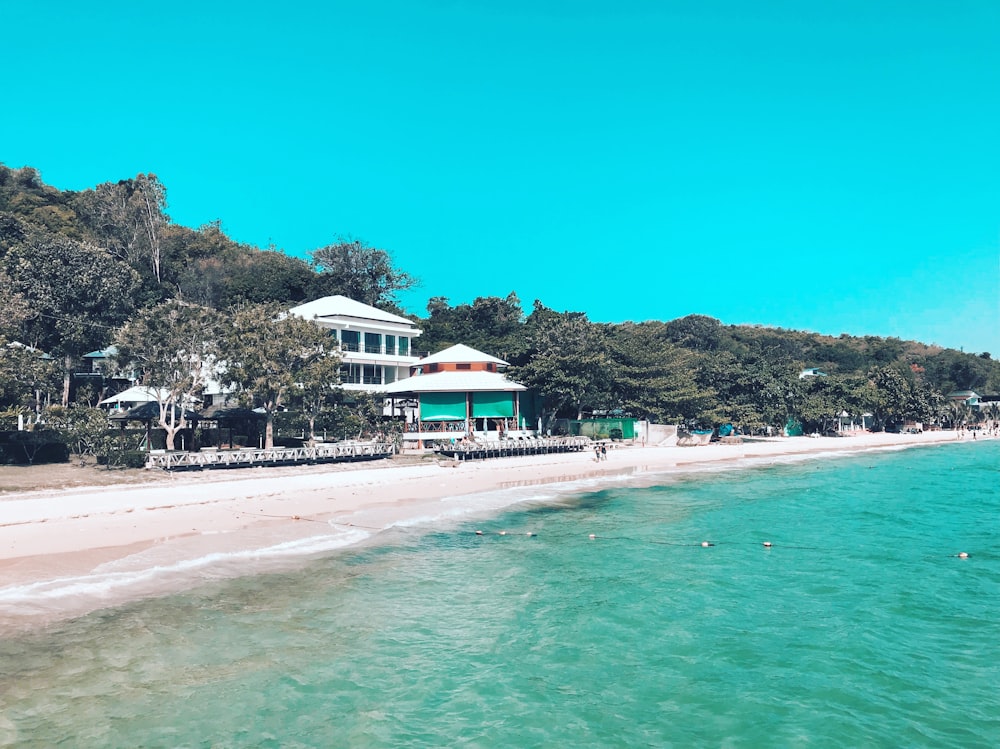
[0,430,70,465]
[99,450,148,469]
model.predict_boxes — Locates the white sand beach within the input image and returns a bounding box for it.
[0,430,977,632]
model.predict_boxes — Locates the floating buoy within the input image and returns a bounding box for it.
[499,531,507,536]
[475,530,484,536]
[589,534,597,540]
[701,541,713,547]
[762,541,772,548]
[526,532,535,537]
[958,552,969,559]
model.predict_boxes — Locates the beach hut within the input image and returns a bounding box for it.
[381,344,538,448]
[109,401,202,452]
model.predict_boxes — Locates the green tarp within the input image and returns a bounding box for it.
[517,390,542,428]
[420,392,467,421]
[570,419,636,440]
[472,391,515,418]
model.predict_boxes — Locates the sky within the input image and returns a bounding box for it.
[3,1,998,354]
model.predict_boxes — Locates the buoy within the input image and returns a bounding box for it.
[475,530,484,536]
[762,541,772,548]
[701,541,713,547]
[526,532,535,537]
[589,533,596,540]
[958,552,969,559]
[499,531,507,536]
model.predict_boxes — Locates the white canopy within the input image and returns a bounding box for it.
[99,385,166,405]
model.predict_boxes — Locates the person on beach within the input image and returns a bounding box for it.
[600,444,607,461]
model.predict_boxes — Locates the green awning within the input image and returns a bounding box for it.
[471,391,515,418]
[419,392,468,421]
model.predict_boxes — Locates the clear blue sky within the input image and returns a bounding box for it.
[3,1,998,354]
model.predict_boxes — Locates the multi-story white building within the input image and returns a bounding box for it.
[288,295,423,393]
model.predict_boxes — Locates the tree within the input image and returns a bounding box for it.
[295,349,342,444]
[75,174,168,285]
[604,322,714,423]
[509,303,613,424]
[5,231,141,405]
[0,341,59,414]
[419,292,525,357]
[220,303,338,448]
[864,366,913,430]
[114,300,224,450]
[310,238,416,307]
[43,405,115,465]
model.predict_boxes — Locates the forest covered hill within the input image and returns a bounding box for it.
[1,163,997,432]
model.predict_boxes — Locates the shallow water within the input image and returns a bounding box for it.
[1,441,998,748]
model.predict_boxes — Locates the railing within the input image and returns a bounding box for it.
[435,436,591,460]
[339,343,416,357]
[145,440,395,471]
[407,418,521,434]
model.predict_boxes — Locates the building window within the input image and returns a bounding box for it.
[385,335,396,355]
[456,363,471,370]
[363,365,383,385]
[384,367,397,384]
[341,330,360,352]
[365,332,382,354]
[428,363,440,373]
[341,364,362,384]
[399,337,409,356]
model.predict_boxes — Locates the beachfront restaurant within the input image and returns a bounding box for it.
[380,344,541,449]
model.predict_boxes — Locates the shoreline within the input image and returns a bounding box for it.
[0,431,985,634]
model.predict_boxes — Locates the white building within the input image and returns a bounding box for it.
[288,295,423,393]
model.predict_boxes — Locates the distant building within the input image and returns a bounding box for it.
[946,390,980,406]
[798,368,828,379]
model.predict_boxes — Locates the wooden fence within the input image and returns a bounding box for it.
[145,440,394,471]
[434,436,591,461]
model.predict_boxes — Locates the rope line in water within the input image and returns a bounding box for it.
[229,511,976,559]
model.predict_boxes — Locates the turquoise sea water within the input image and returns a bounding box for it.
[1,441,998,748]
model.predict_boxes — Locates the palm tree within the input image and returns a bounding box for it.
[945,400,972,430]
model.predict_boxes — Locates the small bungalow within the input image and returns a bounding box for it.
[381,344,540,448]
[946,390,980,407]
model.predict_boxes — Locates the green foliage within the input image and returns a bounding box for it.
[294,348,342,442]
[4,229,141,404]
[42,405,116,460]
[419,292,525,356]
[310,238,417,307]
[220,303,339,447]
[603,322,714,422]
[509,303,613,422]
[0,429,69,465]
[0,341,60,410]
[114,300,223,450]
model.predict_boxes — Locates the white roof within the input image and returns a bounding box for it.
[99,385,166,405]
[419,344,508,366]
[382,370,526,394]
[289,295,418,327]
